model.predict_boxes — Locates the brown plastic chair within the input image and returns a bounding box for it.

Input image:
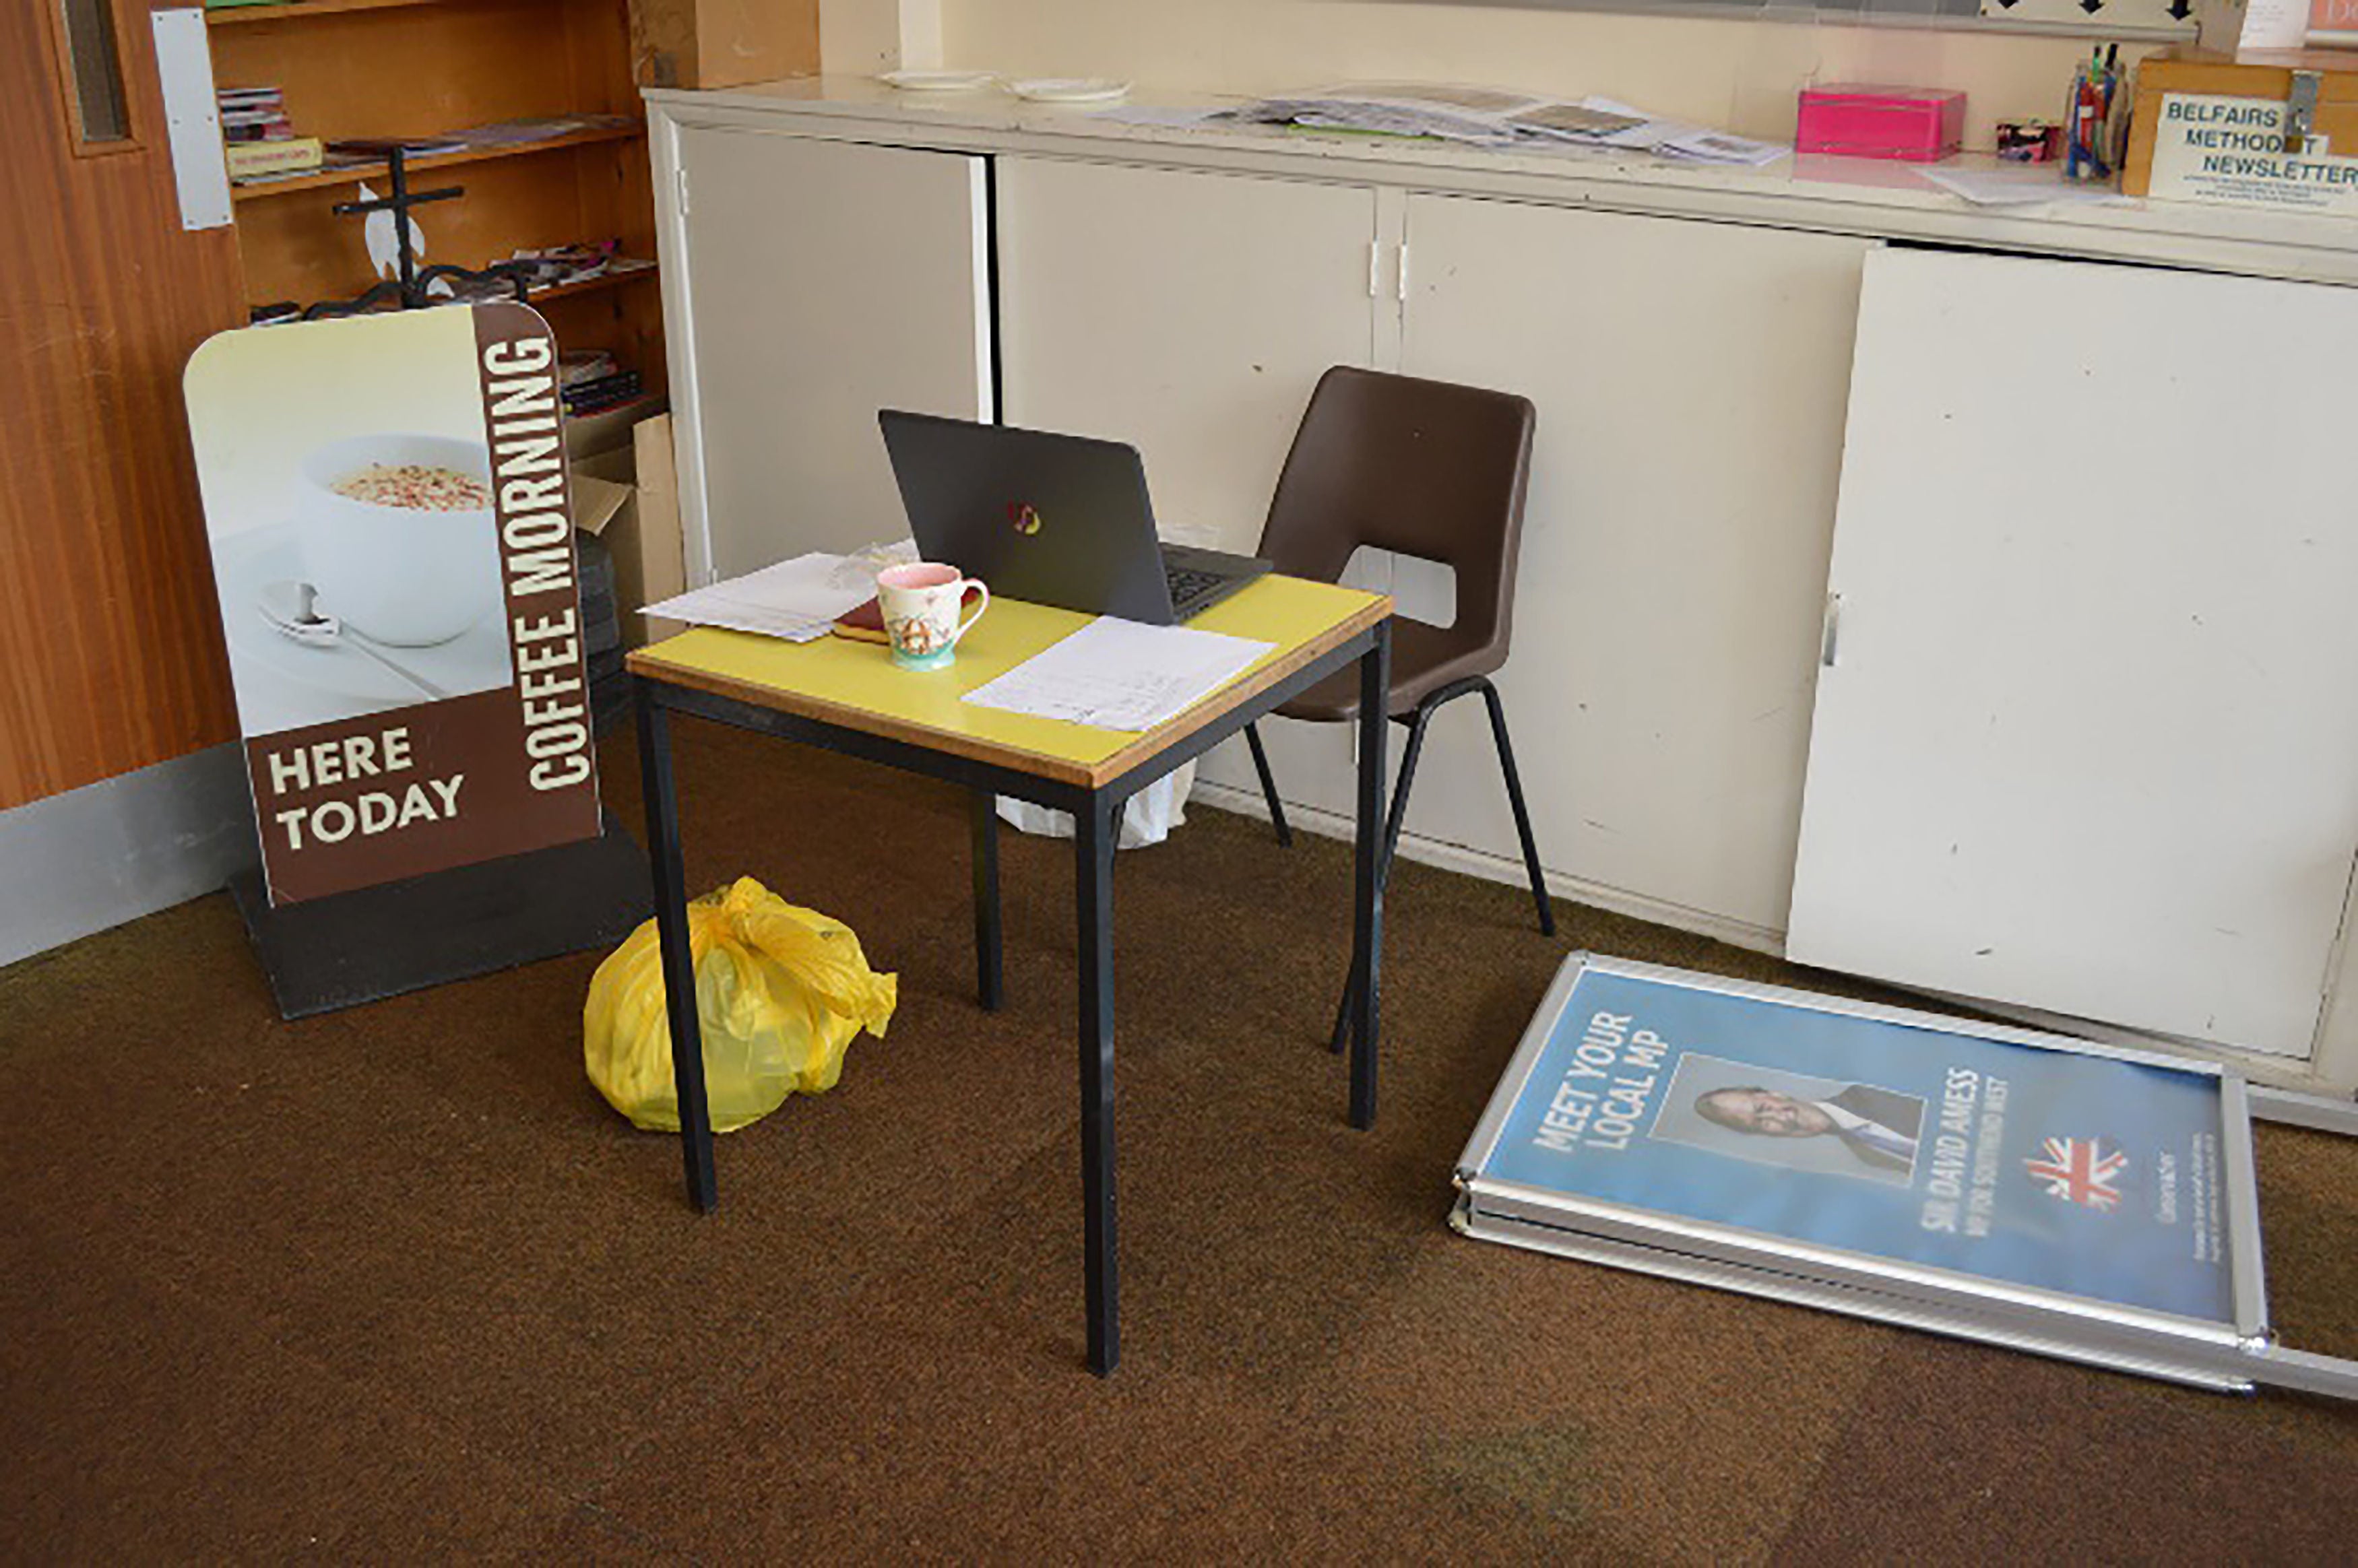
[1243,366,1555,1047]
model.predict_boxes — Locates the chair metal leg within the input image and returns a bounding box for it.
[1242,722,1292,847]
[1331,703,1430,1054]
[1478,678,1556,938]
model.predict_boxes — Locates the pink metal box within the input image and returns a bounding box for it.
[1795,83,1966,162]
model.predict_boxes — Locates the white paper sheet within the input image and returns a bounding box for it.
[1915,164,2130,208]
[639,552,877,643]
[961,616,1275,732]
[1087,104,1236,129]
[2240,0,2309,51]
[1658,128,1789,167]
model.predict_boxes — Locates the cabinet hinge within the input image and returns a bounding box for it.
[1820,592,1843,668]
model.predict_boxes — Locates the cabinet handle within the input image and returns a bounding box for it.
[1397,242,1411,302]
[1368,240,1380,298]
[1820,591,1843,668]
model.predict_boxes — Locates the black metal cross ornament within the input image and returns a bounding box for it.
[304,146,532,319]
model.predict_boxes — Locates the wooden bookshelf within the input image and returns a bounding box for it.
[208,0,666,393]
[229,122,645,201]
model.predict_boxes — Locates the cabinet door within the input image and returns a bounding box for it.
[996,157,1384,816]
[997,158,1382,552]
[1395,193,1873,933]
[1789,249,2358,1057]
[672,130,991,577]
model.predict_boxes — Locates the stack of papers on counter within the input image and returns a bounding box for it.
[640,552,877,643]
[1214,85,1786,166]
[962,617,1275,732]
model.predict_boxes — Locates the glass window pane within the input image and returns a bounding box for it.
[59,0,131,144]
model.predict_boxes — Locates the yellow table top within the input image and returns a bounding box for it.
[625,575,1391,788]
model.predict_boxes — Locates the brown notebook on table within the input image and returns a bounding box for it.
[830,584,982,645]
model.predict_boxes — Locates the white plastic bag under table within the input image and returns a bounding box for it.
[996,762,1194,849]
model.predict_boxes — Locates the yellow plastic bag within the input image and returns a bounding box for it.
[584,876,897,1133]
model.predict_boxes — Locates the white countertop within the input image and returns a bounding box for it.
[648,75,2358,286]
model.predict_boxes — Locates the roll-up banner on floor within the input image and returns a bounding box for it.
[185,304,601,905]
[1456,954,2358,1399]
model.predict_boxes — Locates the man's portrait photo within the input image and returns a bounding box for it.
[1652,1053,1926,1185]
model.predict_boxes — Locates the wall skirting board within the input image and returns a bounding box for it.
[1191,777,2346,1095]
[0,744,257,971]
[1186,777,1785,957]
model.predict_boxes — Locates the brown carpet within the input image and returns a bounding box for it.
[4,718,2357,1562]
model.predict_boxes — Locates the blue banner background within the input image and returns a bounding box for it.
[1480,966,2233,1322]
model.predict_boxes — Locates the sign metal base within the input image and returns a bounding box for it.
[230,810,651,1020]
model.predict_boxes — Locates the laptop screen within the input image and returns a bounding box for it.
[878,410,1178,624]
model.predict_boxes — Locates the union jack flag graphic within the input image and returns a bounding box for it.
[2025,1136,2128,1211]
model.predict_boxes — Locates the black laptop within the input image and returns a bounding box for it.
[877,410,1271,624]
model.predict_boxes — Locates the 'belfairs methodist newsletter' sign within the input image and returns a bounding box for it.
[186,304,600,904]
[1459,956,2233,1324]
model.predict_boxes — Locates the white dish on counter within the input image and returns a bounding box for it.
[1009,78,1131,104]
[877,69,998,92]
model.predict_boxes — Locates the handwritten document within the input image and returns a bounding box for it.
[961,616,1275,732]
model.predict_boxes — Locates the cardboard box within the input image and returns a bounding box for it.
[570,411,687,648]
[627,0,819,90]
[2124,46,2358,208]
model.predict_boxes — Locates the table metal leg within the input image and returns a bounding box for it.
[1348,624,1391,1132]
[970,789,1004,1012]
[1075,791,1120,1375]
[635,684,716,1212]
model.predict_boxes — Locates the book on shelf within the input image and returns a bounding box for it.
[309,115,639,174]
[218,86,295,149]
[327,134,470,159]
[559,350,620,389]
[227,137,324,181]
[562,372,643,417]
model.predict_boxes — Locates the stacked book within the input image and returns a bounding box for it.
[217,85,292,141]
[560,352,642,418]
[218,86,322,182]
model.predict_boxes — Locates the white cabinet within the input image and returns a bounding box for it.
[994,163,1871,935]
[1787,249,2358,1059]
[647,100,2358,1085]
[663,129,992,577]
[1392,194,1872,932]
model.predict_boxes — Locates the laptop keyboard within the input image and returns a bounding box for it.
[1164,565,1226,606]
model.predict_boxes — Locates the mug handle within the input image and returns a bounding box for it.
[945,580,990,646]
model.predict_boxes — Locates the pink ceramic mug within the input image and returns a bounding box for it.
[876,562,990,671]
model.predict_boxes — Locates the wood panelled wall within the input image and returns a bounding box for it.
[2,0,247,810]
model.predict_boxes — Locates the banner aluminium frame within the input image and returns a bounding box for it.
[1453,953,2358,1400]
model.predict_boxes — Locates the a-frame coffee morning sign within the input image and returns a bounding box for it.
[186,302,600,904]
